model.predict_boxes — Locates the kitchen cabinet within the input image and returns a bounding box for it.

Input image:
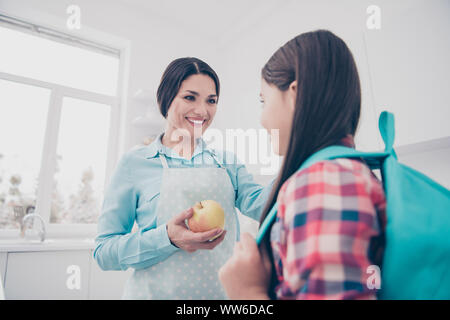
[0,246,131,300]
[0,252,6,287]
[88,257,132,299]
[4,250,90,299]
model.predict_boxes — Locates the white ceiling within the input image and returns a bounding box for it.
[114,0,291,45]
[117,0,258,31]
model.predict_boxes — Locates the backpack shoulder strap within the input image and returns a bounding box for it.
[299,146,389,171]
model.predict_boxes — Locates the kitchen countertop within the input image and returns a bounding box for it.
[0,238,96,252]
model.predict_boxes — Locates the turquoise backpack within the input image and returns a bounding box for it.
[257,111,450,299]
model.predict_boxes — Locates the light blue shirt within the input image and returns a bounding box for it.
[94,133,274,271]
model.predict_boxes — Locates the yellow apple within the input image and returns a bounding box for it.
[188,200,225,240]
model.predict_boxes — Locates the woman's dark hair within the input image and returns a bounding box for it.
[157,57,220,118]
[259,30,361,298]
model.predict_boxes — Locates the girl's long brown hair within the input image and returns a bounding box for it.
[259,30,362,298]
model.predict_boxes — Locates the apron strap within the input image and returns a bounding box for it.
[160,149,223,169]
[159,154,169,168]
[209,150,224,168]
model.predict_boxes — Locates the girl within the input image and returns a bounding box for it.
[219,30,386,300]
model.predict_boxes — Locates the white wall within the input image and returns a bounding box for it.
[213,0,450,187]
[214,1,382,184]
[364,0,450,147]
[397,138,450,189]
[214,0,382,149]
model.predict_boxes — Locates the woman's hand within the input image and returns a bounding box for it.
[167,207,226,253]
[218,232,272,300]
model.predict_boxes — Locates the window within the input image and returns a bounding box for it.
[0,26,119,95]
[51,98,111,224]
[0,15,125,236]
[0,80,50,229]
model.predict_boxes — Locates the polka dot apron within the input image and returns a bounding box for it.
[122,152,237,299]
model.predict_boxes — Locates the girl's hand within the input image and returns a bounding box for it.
[167,208,226,253]
[218,232,272,300]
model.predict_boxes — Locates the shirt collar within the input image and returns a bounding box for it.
[144,132,217,160]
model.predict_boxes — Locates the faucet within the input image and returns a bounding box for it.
[21,213,46,242]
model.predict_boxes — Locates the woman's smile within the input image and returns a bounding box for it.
[185,116,207,127]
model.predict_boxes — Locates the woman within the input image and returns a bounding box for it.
[94,57,273,299]
[219,30,386,299]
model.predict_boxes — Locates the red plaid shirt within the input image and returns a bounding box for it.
[270,152,386,299]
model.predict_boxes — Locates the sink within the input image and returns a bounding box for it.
[0,238,74,245]
[0,238,95,252]
[1,239,48,245]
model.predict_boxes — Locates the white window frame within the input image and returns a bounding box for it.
[0,13,130,239]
